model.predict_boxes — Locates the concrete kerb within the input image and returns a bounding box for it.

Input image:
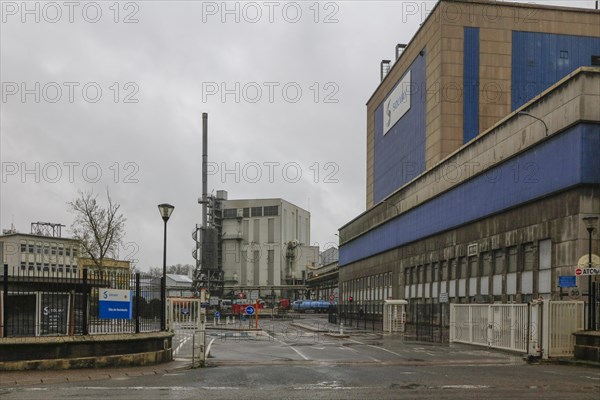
[0,358,190,388]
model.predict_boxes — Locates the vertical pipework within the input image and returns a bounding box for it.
[202,112,208,228]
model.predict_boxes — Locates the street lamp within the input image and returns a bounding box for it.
[517,111,549,137]
[382,199,400,216]
[158,203,175,331]
[583,216,598,330]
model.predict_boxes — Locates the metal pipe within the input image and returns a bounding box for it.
[162,219,168,331]
[587,227,593,330]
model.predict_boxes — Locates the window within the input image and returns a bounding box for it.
[560,50,568,59]
[223,208,237,218]
[482,253,492,276]
[450,260,457,280]
[425,265,432,283]
[243,208,250,218]
[51,246,57,255]
[459,257,467,278]
[28,244,34,253]
[251,207,262,217]
[72,248,78,257]
[524,243,535,271]
[264,206,278,216]
[20,261,26,270]
[20,243,26,252]
[507,246,518,273]
[469,256,478,277]
[441,261,448,280]
[58,247,64,256]
[66,248,71,257]
[493,249,504,274]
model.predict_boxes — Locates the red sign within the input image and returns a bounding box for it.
[575,268,583,276]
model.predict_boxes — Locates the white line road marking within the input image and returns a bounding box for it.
[262,330,310,361]
[441,385,491,389]
[173,334,193,355]
[368,345,404,357]
[206,338,216,357]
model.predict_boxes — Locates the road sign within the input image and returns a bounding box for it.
[439,292,449,303]
[575,267,600,276]
[245,305,255,315]
[99,288,132,319]
[558,276,577,287]
[215,311,221,319]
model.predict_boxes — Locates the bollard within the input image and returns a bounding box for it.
[213,318,216,327]
[340,323,344,335]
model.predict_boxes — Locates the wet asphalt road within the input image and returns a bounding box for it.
[1,316,599,399]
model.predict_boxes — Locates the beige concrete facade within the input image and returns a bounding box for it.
[0,233,80,276]
[366,0,600,208]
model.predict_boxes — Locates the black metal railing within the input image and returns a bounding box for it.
[1,265,161,337]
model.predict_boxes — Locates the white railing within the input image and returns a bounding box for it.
[450,301,584,358]
[450,303,528,353]
[546,301,584,358]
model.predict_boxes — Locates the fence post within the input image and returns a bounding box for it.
[2,264,8,337]
[82,269,89,335]
[135,273,140,334]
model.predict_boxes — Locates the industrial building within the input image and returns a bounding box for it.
[217,193,319,299]
[338,0,600,328]
[0,223,80,277]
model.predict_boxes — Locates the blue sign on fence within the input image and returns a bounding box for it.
[99,289,132,319]
[558,276,577,288]
[245,305,255,315]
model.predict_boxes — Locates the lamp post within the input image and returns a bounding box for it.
[583,215,598,330]
[517,111,548,136]
[158,203,175,331]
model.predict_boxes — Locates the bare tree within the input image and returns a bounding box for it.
[68,189,126,271]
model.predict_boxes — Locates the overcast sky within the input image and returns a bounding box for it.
[1,0,596,272]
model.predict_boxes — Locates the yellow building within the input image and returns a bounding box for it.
[77,257,131,277]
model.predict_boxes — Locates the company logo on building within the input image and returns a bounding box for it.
[383,70,411,135]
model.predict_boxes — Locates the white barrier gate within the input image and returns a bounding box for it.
[383,299,408,334]
[450,301,584,358]
[167,297,206,367]
[450,303,528,352]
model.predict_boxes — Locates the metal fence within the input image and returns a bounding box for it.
[331,303,384,331]
[1,265,161,337]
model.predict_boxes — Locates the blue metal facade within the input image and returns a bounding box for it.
[373,52,427,204]
[512,31,600,110]
[463,27,480,143]
[340,123,600,266]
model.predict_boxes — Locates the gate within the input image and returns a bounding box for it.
[167,297,201,329]
[383,299,407,333]
[450,301,584,358]
[450,303,528,352]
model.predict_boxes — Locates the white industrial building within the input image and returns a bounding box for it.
[219,195,318,297]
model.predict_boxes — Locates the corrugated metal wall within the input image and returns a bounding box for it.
[463,27,480,143]
[512,31,600,110]
[373,50,427,203]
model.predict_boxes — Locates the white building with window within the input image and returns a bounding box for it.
[220,197,318,296]
[0,232,80,277]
